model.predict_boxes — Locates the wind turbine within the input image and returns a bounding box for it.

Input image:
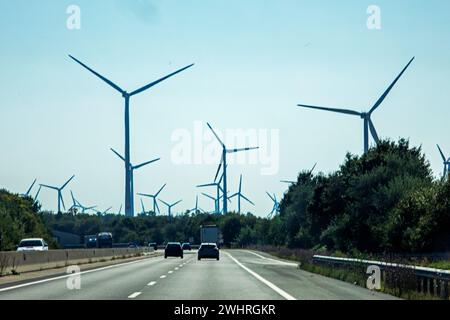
[281,163,317,185]
[118,204,123,215]
[229,174,254,214]
[111,148,160,216]
[266,192,280,218]
[159,199,182,218]
[96,207,112,217]
[24,179,37,197]
[69,191,82,213]
[297,57,415,154]
[207,123,259,214]
[138,183,166,215]
[40,175,75,213]
[69,55,194,217]
[189,195,204,214]
[437,144,450,178]
[201,193,218,214]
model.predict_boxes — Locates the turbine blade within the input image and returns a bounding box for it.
[437,144,446,162]
[369,57,415,114]
[61,175,75,190]
[214,163,222,182]
[173,200,182,207]
[159,199,170,207]
[368,118,380,143]
[40,184,59,191]
[110,148,125,162]
[309,163,317,175]
[197,183,217,188]
[241,194,255,206]
[155,200,160,213]
[227,147,259,153]
[134,158,160,170]
[156,183,167,197]
[137,193,153,198]
[266,191,275,202]
[68,55,124,94]
[60,193,66,211]
[280,180,296,184]
[26,179,37,196]
[239,174,243,193]
[201,193,216,201]
[298,104,361,116]
[229,193,238,199]
[34,186,42,200]
[130,64,194,96]
[207,123,225,148]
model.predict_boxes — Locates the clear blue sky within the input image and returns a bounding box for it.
[1,0,449,216]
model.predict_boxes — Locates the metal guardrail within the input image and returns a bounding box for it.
[313,255,450,280]
[312,255,450,299]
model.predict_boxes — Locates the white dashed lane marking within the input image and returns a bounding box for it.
[160,275,167,279]
[147,281,157,286]
[128,292,142,299]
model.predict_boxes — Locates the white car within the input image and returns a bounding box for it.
[16,238,49,252]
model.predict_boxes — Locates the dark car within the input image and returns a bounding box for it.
[97,232,113,248]
[181,242,192,251]
[86,236,97,248]
[148,242,158,251]
[165,242,183,259]
[198,243,219,261]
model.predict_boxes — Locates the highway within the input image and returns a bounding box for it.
[0,250,397,300]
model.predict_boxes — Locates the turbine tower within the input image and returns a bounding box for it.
[298,57,414,154]
[266,192,280,218]
[229,175,254,214]
[138,183,166,215]
[437,144,450,178]
[207,123,259,214]
[69,55,194,217]
[40,175,75,213]
[111,148,160,216]
[159,199,182,218]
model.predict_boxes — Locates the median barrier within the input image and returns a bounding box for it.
[0,247,152,275]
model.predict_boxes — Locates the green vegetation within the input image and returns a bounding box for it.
[0,190,55,251]
[1,139,449,256]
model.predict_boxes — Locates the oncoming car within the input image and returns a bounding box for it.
[165,242,183,259]
[198,243,219,261]
[16,238,49,252]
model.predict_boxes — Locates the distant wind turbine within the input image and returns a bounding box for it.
[281,163,317,185]
[40,175,75,213]
[138,183,167,215]
[69,55,194,217]
[298,57,415,154]
[437,144,450,178]
[229,175,254,214]
[266,192,280,218]
[207,122,259,214]
[159,199,182,218]
[189,195,204,214]
[111,148,160,215]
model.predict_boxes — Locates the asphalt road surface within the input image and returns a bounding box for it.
[0,250,397,300]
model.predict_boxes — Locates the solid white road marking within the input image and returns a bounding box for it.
[160,275,167,279]
[0,255,163,293]
[224,251,296,301]
[128,292,142,299]
[242,250,299,267]
[147,281,157,286]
